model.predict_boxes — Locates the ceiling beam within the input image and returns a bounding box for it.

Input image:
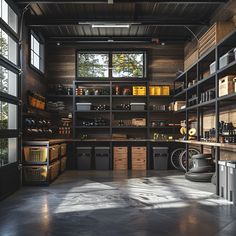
[26,17,207,27]
[47,36,189,43]
[15,0,227,4]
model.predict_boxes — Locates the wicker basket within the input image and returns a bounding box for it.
[24,147,48,163]
[50,161,60,181]
[49,145,60,162]
[23,166,48,182]
[60,143,67,157]
[60,156,67,172]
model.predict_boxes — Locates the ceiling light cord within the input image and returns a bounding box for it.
[184,25,199,43]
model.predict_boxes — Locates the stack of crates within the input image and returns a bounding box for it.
[132,86,146,96]
[113,147,128,170]
[131,147,147,170]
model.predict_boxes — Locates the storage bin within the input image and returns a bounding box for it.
[76,103,92,111]
[24,146,48,163]
[131,118,146,127]
[209,61,216,74]
[130,103,146,111]
[77,147,92,170]
[113,147,128,170]
[162,86,170,96]
[149,86,161,96]
[50,160,60,181]
[219,51,235,69]
[132,86,146,96]
[131,147,147,170]
[23,166,48,182]
[173,101,186,111]
[95,147,110,170]
[227,162,236,203]
[60,156,67,173]
[219,76,235,97]
[219,161,228,199]
[49,145,60,162]
[60,143,67,157]
[153,147,169,170]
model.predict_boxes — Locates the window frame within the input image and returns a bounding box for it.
[0,0,20,168]
[76,49,147,80]
[29,30,45,75]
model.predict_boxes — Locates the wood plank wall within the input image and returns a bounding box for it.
[45,43,184,88]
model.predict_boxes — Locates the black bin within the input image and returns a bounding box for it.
[95,147,110,170]
[153,147,169,170]
[76,147,92,170]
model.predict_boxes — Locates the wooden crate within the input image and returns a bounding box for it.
[60,156,67,172]
[50,160,60,181]
[199,21,234,57]
[131,118,146,127]
[219,76,235,97]
[49,145,60,162]
[184,49,198,71]
[23,146,48,163]
[60,143,67,157]
[131,147,147,170]
[113,147,128,170]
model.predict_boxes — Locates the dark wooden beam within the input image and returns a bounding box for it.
[26,17,207,27]
[46,36,189,43]
[15,0,227,4]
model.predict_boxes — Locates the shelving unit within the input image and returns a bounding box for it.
[22,140,68,185]
[174,28,236,194]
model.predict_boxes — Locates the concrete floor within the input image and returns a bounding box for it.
[0,170,236,236]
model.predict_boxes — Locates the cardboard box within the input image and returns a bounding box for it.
[132,118,146,127]
[219,76,235,97]
[174,101,186,111]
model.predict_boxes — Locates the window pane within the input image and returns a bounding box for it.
[0,101,17,129]
[0,28,17,65]
[30,33,44,73]
[0,138,17,167]
[8,6,18,33]
[2,0,8,24]
[0,0,18,33]
[33,53,40,69]
[0,66,17,97]
[77,53,109,78]
[33,37,39,54]
[112,53,144,78]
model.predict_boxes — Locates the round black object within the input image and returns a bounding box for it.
[185,172,214,182]
[192,154,212,159]
[192,158,213,169]
[189,165,214,173]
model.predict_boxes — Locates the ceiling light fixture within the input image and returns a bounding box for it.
[91,24,130,28]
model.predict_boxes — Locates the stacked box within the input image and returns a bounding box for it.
[60,143,67,157]
[49,145,60,162]
[60,156,67,172]
[219,76,235,97]
[131,147,147,170]
[113,147,128,170]
[50,160,60,181]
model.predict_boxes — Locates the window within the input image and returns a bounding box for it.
[0,65,17,97]
[0,138,17,167]
[77,53,109,78]
[0,0,18,33]
[77,51,146,79]
[30,33,44,73]
[112,52,145,78]
[0,27,17,64]
[0,101,17,129]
